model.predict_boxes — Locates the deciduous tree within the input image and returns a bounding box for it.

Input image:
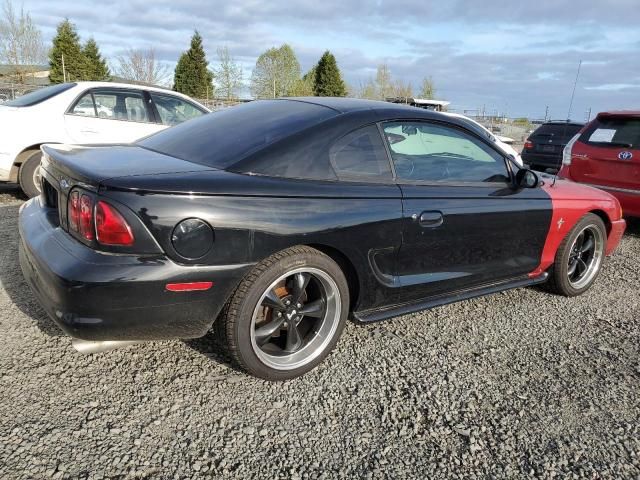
[375,63,393,100]
[419,76,436,99]
[250,44,301,98]
[214,46,242,100]
[113,48,170,85]
[0,0,46,83]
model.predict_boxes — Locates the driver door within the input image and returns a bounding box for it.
[382,120,552,304]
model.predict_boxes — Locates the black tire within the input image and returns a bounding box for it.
[18,150,42,198]
[545,213,607,297]
[219,246,349,380]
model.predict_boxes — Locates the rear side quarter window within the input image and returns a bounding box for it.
[329,125,392,182]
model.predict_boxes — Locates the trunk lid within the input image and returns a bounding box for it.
[41,144,215,188]
[568,114,640,190]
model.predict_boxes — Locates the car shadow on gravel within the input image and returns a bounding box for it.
[183,331,245,374]
[0,203,65,337]
[624,217,640,237]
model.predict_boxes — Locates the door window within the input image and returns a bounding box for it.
[69,89,150,123]
[382,121,510,183]
[150,93,205,126]
[69,92,97,117]
[329,125,392,182]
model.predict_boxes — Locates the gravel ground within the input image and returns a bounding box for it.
[0,184,638,479]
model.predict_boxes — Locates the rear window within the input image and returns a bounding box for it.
[581,117,640,149]
[138,100,337,169]
[4,83,76,107]
[531,123,583,142]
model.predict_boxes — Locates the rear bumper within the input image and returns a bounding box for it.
[19,197,252,341]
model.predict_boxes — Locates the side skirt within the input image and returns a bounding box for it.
[353,272,549,323]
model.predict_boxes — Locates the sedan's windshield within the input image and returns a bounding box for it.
[4,83,77,107]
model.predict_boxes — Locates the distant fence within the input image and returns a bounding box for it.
[0,81,45,102]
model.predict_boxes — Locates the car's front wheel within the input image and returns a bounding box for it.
[547,213,607,296]
[18,150,43,198]
[220,246,349,380]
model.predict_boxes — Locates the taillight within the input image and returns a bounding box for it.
[68,191,80,231]
[95,201,134,246]
[563,133,581,166]
[79,194,94,240]
[524,139,533,149]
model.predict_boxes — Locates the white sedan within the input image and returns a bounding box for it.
[443,112,523,166]
[0,81,209,197]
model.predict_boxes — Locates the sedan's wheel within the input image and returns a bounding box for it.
[546,213,606,296]
[18,150,43,198]
[220,246,349,380]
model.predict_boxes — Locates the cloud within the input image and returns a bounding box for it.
[20,0,640,117]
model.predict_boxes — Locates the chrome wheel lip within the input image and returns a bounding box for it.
[250,267,341,371]
[567,225,604,289]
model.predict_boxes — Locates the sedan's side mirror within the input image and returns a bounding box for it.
[515,168,540,188]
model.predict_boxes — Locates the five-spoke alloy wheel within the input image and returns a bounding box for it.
[547,213,607,296]
[220,246,349,380]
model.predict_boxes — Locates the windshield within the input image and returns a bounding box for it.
[4,83,77,107]
[138,100,337,169]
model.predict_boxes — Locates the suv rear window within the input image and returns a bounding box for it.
[4,83,76,107]
[138,100,336,169]
[580,117,640,149]
[531,123,583,143]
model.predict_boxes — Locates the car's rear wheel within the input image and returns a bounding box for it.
[18,150,43,198]
[546,213,606,296]
[220,246,349,380]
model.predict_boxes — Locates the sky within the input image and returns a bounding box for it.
[18,0,640,119]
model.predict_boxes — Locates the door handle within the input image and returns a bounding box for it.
[415,211,444,228]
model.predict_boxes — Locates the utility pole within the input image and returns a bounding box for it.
[62,54,67,83]
[544,105,549,122]
[586,107,592,122]
[567,59,582,121]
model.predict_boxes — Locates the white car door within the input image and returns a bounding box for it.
[64,88,164,144]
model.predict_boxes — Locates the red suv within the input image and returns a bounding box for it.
[559,111,640,217]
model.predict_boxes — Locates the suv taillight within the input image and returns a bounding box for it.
[95,201,135,246]
[562,133,581,166]
[67,191,134,246]
[524,140,533,149]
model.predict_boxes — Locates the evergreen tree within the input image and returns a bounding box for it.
[48,19,86,83]
[313,51,346,97]
[173,31,214,98]
[83,38,110,81]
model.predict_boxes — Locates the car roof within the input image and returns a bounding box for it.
[283,96,434,114]
[540,120,585,126]
[597,110,640,117]
[69,81,207,108]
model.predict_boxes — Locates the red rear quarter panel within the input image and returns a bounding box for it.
[529,179,625,277]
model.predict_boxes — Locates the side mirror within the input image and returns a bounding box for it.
[515,168,540,188]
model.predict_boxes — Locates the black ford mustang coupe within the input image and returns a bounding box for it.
[19,98,626,379]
